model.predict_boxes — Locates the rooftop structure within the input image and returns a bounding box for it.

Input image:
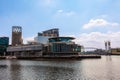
[42,28,59,37]
[34,36,51,44]
[12,26,23,46]
[34,28,59,44]
[49,37,75,43]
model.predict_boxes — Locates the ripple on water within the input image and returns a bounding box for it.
[0,56,120,80]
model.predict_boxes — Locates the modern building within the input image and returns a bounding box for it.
[43,37,82,56]
[34,35,51,44]
[7,28,84,58]
[0,37,9,56]
[34,28,59,44]
[42,28,59,37]
[111,48,120,55]
[105,41,111,53]
[12,26,23,46]
[7,44,43,57]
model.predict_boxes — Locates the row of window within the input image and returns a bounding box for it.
[7,45,42,52]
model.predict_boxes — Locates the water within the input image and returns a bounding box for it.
[0,56,120,80]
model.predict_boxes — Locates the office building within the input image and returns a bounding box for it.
[0,37,9,55]
[111,48,120,54]
[12,26,23,46]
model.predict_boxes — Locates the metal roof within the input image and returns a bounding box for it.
[49,37,75,40]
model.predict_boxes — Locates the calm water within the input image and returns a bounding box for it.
[0,56,120,80]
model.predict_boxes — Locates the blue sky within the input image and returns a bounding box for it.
[0,0,120,48]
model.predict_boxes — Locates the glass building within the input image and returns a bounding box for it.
[34,36,51,44]
[44,37,82,56]
[0,37,9,55]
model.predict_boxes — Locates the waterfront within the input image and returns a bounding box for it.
[0,56,120,80]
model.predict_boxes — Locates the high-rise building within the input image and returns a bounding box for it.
[104,41,111,53]
[12,26,23,46]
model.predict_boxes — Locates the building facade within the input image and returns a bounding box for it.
[43,37,82,56]
[42,28,59,37]
[12,26,23,46]
[34,28,59,44]
[34,36,51,44]
[111,48,120,54]
[7,44,43,57]
[0,37,9,55]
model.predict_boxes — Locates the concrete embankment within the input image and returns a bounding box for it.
[16,55,101,60]
[0,55,101,60]
[0,56,6,59]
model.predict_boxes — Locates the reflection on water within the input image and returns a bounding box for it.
[0,56,120,80]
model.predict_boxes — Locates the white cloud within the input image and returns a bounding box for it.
[23,37,34,44]
[61,34,76,38]
[58,10,63,13]
[73,31,120,49]
[83,19,119,29]
[55,10,76,17]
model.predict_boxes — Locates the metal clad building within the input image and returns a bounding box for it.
[34,28,59,44]
[7,44,43,52]
[7,44,43,57]
[42,28,59,37]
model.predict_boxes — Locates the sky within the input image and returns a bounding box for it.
[0,0,120,49]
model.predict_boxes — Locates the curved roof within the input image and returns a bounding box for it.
[49,37,75,40]
[49,37,75,42]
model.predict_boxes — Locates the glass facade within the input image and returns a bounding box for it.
[49,37,74,42]
[34,36,51,44]
[51,43,77,53]
[48,37,81,54]
[0,37,9,54]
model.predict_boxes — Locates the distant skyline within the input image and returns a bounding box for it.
[0,0,120,49]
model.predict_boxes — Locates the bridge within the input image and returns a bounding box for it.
[84,47,98,49]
